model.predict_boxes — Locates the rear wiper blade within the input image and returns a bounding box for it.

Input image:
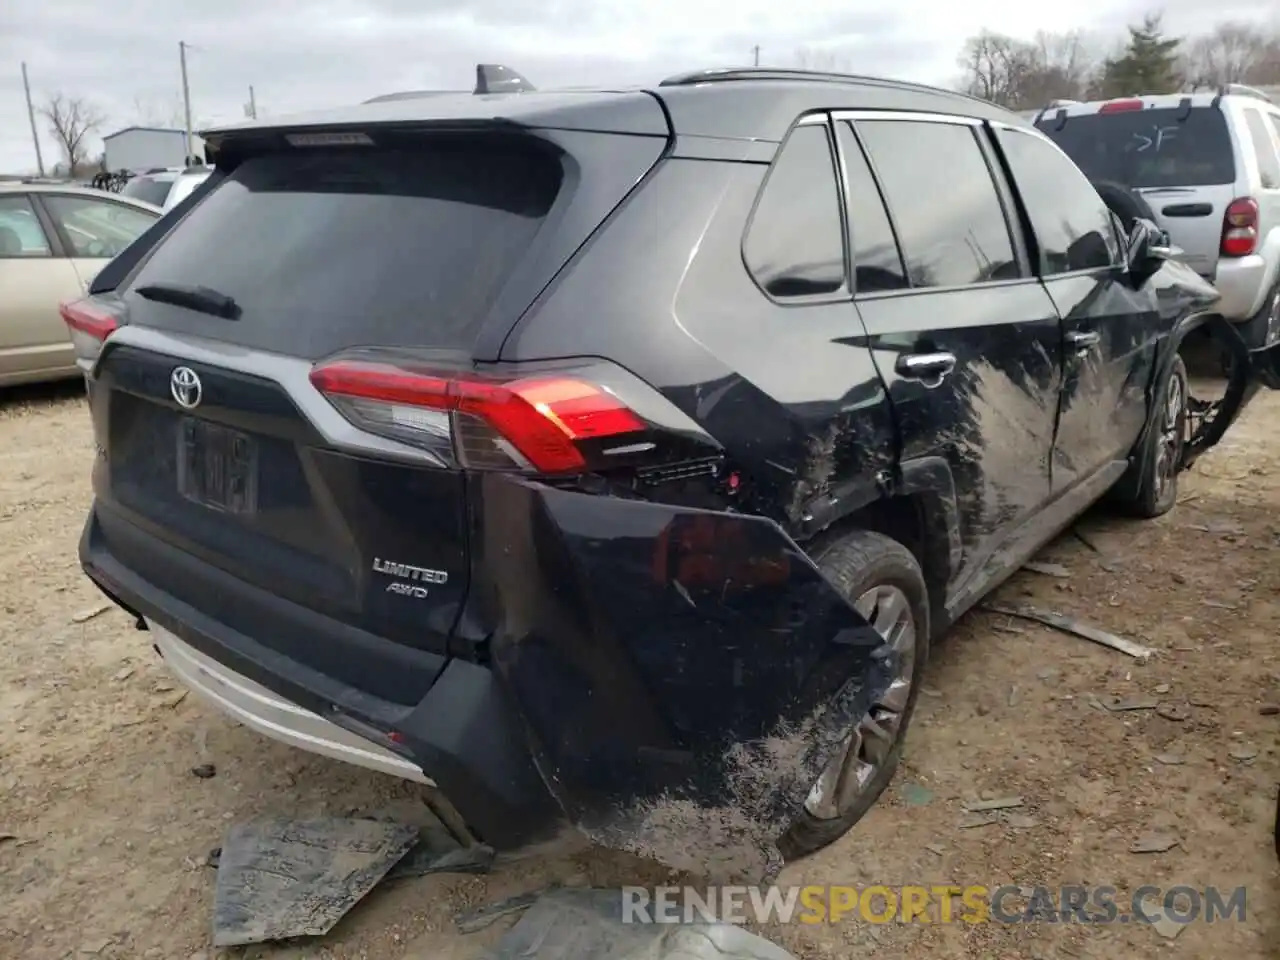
[135,281,241,320]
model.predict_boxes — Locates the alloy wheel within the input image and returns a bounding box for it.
[1151,372,1185,504]
[804,583,917,821]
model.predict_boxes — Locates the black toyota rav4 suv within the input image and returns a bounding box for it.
[66,66,1256,878]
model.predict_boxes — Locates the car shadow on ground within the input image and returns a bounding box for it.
[0,378,84,411]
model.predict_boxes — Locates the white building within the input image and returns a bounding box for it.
[102,127,207,173]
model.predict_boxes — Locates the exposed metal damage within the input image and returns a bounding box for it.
[572,655,892,882]
[1179,315,1257,470]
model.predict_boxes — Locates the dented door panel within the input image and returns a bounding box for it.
[473,474,893,878]
[855,283,1062,589]
[1046,270,1162,493]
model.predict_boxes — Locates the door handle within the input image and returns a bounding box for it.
[895,351,957,387]
[1066,330,1100,354]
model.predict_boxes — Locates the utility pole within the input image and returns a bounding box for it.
[753,45,761,66]
[21,62,45,177]
[179,41,194,163]
[247,85,258,120]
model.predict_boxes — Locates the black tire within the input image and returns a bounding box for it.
[1123,354,1189,519]
[778,529,930,861]
[1093,180,1157,230]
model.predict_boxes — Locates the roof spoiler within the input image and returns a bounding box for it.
[1214,82,1272,105]
[474,64,536,94]
[1031,98,1079,128]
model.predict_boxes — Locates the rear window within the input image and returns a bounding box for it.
[121,176,174,207]
[123,141,562,358]
[163,172,211,210]
[1036,107,1235,188]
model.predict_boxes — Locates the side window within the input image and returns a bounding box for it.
[835,122,908,293]
[0,195,53,258]
[995,127,1118,275]
[1243,110,1280,189]
[744,122,847,298]
[855,119,1020,288]
[42,194,159,259]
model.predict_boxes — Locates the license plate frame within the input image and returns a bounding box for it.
[176,418,259,515]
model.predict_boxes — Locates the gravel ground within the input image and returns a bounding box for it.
[2,379,1278,960]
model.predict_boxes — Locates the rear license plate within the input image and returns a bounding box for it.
[176,418,258,514]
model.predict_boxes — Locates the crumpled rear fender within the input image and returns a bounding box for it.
[1180,314,1257,469]
[471,473,894,879]
[1117,313,1259,492]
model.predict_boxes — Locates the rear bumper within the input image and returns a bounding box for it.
[79,508,563,851]
[1215,254,1271,322]
[150,620,431,783]
[82,475,893,877]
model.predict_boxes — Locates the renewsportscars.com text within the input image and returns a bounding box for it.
[621,884,1247,926]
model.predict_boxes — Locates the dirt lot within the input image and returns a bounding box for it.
[2,379,1279,960]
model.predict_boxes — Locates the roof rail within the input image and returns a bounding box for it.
[658,67,995,107]
[1218,82,1273,103]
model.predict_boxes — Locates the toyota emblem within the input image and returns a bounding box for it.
[170,366,203,409]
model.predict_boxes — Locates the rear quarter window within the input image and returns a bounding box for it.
[1243,109,1280,189]
[122,140,563,359]
[1036,107,1236,188]
[743,122,847,298]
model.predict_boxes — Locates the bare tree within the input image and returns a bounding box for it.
[957,31,1027,105]
[1243,27,1280,84]
[956,30,1085,109]
[1032,29,1098,96]
[40,93,105,173]
[1180,21,1272,86]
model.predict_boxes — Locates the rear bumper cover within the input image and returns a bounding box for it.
[151,619,431,783]
[80,510,562,851]
[81,476,893,877]
[1215,254,1272,324]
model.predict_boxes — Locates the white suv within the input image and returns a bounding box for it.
[1036,84,1280,350]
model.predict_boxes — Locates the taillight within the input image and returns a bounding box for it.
[59,298,120,363]
[1221,197,1259,258]
[1099,99,1144,113]
[309,358,648,474]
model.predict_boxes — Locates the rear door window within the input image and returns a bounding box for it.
[121,175,174,207]
[0,195,52,257]
[743,122,847,299]
[855,119,1019,288]
[834,122,908,293]
[1036,107,1235,188]
[996,127,1119,275]
[43,195,158,258]
[1243,109,1280,189]
[123,140,564,358]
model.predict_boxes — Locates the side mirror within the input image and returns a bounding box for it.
[1125,217,1177,284]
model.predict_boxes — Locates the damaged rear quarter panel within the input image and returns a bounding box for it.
[471,473,892,879]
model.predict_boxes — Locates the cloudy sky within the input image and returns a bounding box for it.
[2,0,1275,173]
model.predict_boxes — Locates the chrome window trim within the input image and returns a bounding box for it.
[832,110,983,127]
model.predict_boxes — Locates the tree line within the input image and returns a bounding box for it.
[956,14,1280,111]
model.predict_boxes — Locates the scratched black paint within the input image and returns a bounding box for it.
[76,74,1264,874]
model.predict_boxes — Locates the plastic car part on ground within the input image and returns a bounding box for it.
[210,815,798,958]
[476,889,797,960]
[211,817,420,947]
